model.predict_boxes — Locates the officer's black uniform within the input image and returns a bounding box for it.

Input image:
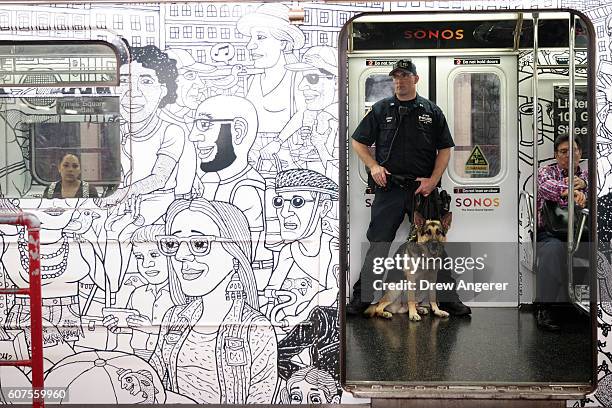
[350,93,462,308]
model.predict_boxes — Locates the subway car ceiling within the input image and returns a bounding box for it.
[348,12,589,52]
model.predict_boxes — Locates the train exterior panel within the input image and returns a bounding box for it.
[0,0,608,406]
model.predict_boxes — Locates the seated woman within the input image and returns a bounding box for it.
[536,132,588,331]
[149,198,278,403]
[43,153,99,198]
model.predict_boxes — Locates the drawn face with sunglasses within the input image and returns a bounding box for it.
[273,191,333,241]
[298,69,336,111]
[158,210,236,297]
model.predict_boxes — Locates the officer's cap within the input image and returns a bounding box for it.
[389,59,417,76]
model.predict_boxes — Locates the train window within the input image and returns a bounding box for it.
[0,40,122,198]
[365,74,393,104]
[451,72,502,179]
[31,119,121,185]
[0,42,117,87]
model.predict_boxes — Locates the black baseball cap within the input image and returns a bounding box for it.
[389,59,417,76]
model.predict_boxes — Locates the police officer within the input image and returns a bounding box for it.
[347,59,471,316]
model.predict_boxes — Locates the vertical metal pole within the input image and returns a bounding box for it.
[567,14,577,302]
[28,225,44,408]
[532,13,540,281]
[0,213,44,408]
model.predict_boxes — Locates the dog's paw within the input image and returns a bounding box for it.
[416,306,429,315]
[409,313,422,321]
[364,305,393,319]
[433,309,450,318]
[364,305,377,317]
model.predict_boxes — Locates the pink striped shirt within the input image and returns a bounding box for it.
[537,163,588,229]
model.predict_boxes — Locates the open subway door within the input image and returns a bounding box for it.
[437,54,519,307]
[342,11,596,403]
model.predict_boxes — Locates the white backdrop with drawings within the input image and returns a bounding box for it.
[0,0,609,406]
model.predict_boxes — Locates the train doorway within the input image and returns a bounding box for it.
[341,10,596,399]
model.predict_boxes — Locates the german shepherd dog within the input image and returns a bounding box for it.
[365,211,452,321]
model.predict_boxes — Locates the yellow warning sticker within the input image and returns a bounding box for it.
[465,145,489,175]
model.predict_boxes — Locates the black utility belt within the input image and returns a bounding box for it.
[367,173,419,192]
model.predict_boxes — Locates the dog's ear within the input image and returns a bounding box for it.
[414,211,425,229]
[441,212,452,231]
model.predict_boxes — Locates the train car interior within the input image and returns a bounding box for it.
[341,10,597,398]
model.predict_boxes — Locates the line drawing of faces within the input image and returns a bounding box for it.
[165,48,214,112]
[168,209,237,297]
[237,3,306,139]
[237,4,305,71]
[189,95,257,170]
[132,242,169,286]
[118,46,178,127]
[120,63,166,125]
[273,169,338,243]
[163,199,257,307]
[151,199,278,404]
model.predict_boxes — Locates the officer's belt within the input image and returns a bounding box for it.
[388,174,419,190]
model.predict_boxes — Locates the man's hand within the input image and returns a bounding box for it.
[415,177,437,197]
[370,164,390,187]
[564,176,587,190]
[575,190,587,208]
[560,189,587,208]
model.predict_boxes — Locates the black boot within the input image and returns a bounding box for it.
[346,279,371,316]
[346,297,370,316]
[536,305,561,331]
[439,301,471,316]
[437,262,471,316]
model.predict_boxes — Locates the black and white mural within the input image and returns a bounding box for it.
[0,0,610,405]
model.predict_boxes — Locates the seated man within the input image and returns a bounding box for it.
[536,132,588,331]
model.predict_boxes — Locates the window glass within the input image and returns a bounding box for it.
[365,74,393,105]
[0,41,121,198]
[0,95,122,198]
[0,42,117,87]
[31,111,121,185]
[452,72,501,179]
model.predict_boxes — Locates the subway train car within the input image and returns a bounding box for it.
[0,1,609,407]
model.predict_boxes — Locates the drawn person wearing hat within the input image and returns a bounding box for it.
[236,3,306,169]
[263,169,339,328]
[347,59,470,317]
[260,46,339,180]
[107,45,184,224]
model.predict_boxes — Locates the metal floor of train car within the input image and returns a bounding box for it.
[346,307,591,383]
